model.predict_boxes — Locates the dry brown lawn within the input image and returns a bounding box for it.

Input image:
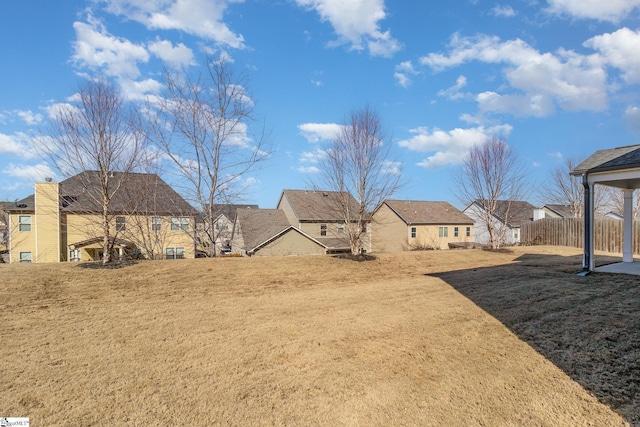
[1,246,638,426]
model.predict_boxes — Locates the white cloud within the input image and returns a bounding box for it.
[298,122,342,143]
[0,132,38,159]
[545,0,640,22]
[397,124,512,169]
[492,5,517,17]
[394,61,419,87]
[420,33,609,115]
[103,0,245,48]
[72,18,149,78]
[585,27,640,84]
[293,0,401,57]
[624,105,640,131]
[437,75,468,100]
[119,78,164,101]
[14,110,43,126]
[299,148,328,163]
[3,163,58,182]
[297,166,320,174]
[148,39,195,68]
[547,151,563,159]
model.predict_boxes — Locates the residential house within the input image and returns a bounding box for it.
[371,200,474,252]
[463,200,536,246]
[197,204,259,254]
[276,189,370,253]
[7,171,198,263]
[231,208,327,256]
[535,204,575,219]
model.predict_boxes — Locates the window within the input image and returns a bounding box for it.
[19,215,31,232]
[69,249,81,262]
[411,227,417,238]
[115,216,126,231]
[152,217,162,231]
[513,228,519,240]
[171,217,190,231]
[454,227,459,237]
[466,227,471,237]
[19,252,32,263]
[166,247,185,260]
[438,226,448,238]
[320,223,327,236]
[337,223,345,234]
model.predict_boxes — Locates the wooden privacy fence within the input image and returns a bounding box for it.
[521,218,640,255]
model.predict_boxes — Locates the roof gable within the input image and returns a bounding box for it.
[383,200,473,225]
[571,144,640,175]
[234,208,292,250]
[468,199,535,227]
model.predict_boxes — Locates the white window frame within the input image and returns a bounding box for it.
[454,226,459,237]
[166,247,185,260]
[19,251,32,263]
[171,217,190,231]
[115,216,126,232]
[152,217,162,231]
[19,215,32,232]
[411,227,417,238]
[438,226,448,238]
[466,226,471,237]
[320,223,327,236]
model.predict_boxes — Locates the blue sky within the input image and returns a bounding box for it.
[2,0,640,209]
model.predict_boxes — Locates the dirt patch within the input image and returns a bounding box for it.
[0,246,635,426]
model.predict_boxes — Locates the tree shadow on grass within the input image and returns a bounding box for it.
[76,259,139,269]
[429,252,640,426]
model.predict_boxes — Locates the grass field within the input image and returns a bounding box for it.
[1,246,637,426]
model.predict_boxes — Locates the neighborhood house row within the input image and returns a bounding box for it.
[1,171,546,263]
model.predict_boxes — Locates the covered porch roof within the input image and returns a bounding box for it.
[571,144,640,274]
[69,236,135,250]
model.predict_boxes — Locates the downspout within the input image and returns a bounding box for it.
[579,173,592,275]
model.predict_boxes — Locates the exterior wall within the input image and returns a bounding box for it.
[35,182,61,263]
[464,204,515,246]
[8,210,36,263]
[253,230,326,256]
[408,224,473,250]
[542,208,563,219]
[277,195,299,227]
[299,221,344,239]
[371,203,407,253]
[67,213,195,261]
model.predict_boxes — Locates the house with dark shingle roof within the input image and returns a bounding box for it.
[463,199,536,246]
[6,171,198,263]
[371,200,474,252]
[276,189,368,253]
[537,204,575,219]
[230,208,327,256]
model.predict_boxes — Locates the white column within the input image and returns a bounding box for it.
[623,189,634,263]
[587,184,595,271]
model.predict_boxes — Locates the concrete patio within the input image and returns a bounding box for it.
[595,261,640,275]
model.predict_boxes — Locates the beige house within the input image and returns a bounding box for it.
[371,200,474,252]
[7,172,198,263]
[276,189,370,253]
[231,208,326,256]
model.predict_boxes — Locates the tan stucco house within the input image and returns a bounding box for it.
[7,171,198,263]
[371,200,474,252]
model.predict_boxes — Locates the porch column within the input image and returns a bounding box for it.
[582,175,595,271]
[119,246,124,260]
[623,189,634,263]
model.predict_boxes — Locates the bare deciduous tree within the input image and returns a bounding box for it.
[543,157,608,217]
[606,188,640,219]
[316,106,401,256]
[41,80,145,264]
[148,56,270,257]
[456,137,527,249]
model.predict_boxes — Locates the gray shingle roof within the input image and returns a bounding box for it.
[542,204,574,218]
[383,200,473,225]
[472,199,535,227]
[234,208,293,251]
[280,189,360,222]
[5,172,197,216]
[570,144,640,175]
